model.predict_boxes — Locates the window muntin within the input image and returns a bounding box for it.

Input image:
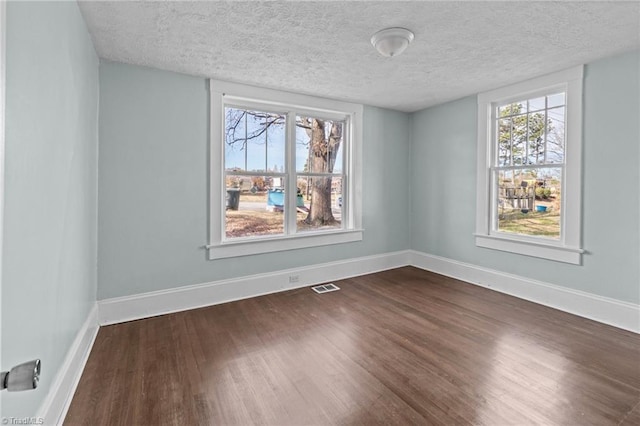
[492,92,566,240]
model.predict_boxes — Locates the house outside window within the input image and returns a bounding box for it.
[475,66,584,264]
[208,80,363,260]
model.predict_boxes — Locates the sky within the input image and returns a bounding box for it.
[225,108,343,174]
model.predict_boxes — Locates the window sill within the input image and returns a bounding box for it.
[474,233,583,265]
[208,229,363,260]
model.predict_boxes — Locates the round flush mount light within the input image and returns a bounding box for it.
[370,27,415,57]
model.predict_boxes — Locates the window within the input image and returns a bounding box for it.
[475,66,584,264]
[208,80,363,259]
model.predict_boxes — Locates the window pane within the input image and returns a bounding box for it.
[224,107,247,171]
[496,168,561,239]
[266,120,286,173]
[296,176,342,233]
[511,113,527,166]
[296,116,344,173]
[527,111,547,165]
[225,175,285,239]
[546,107,565,164]
[528,96,545,112]
[547,92,565,108]
[225,107,285,172]
[246,120,266,172]
[497,118,511,166]
[498,102,526,117]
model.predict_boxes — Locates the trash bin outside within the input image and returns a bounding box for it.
[226,189,240,210]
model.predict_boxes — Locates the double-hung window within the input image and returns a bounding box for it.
[208,80,363,259]
[475,66,584,264]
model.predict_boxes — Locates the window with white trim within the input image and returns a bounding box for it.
[208,80,363,260]
[475,66,584,264]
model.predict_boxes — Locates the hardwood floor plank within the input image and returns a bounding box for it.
[620,400,640,426]
[65,267,640,425]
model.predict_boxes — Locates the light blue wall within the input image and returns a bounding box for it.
[97,62,411,299]
[1,1,99,418]
[410,50,640,304]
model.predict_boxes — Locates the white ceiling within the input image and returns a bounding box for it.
[78,1,640,112]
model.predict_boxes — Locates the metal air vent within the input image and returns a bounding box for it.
[311,283,340,294]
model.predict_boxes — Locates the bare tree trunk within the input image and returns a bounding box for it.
[307,176,334,225]
[304,119,342,226]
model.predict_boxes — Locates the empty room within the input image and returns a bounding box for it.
[1,1,639,425]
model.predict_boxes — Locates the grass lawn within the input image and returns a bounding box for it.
[225,210,340,238]
[225,210,285,238]
[236,192,270,203]
[498,209,560,238]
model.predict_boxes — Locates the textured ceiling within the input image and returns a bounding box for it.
[78,1,640,112]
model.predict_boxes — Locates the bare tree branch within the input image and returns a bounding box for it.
[225,110,285,148]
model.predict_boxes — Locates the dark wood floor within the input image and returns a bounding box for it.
[65,267,640,425]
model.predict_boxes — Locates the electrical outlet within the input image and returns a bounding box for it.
[289,275,300,283]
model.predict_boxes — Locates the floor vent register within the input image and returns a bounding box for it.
[311,283,341,294]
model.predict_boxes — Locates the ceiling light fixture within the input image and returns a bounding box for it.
[370,27,414,58]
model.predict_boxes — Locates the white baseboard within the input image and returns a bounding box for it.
[36,303,100,425]
[409,250,640,334]
[35,250,637,425]
[98,250,411,325]
[97,248,639,334]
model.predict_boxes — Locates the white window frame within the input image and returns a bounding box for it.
[475,66,584,264]
[208,80,363,260]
